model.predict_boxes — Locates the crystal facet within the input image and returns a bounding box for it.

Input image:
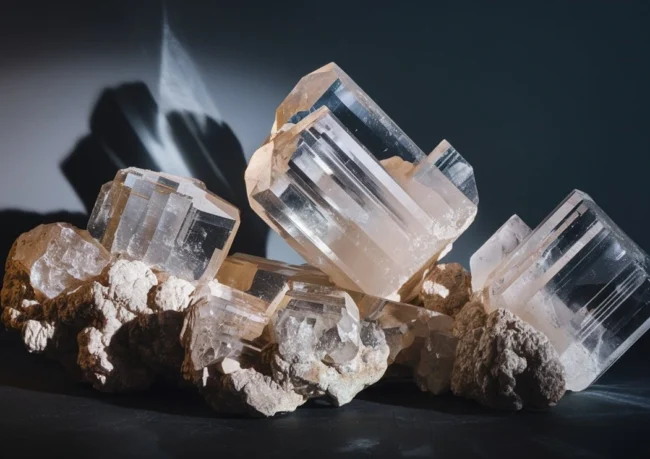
[184,282,271,370]
[216,253,331,303]
[470,215,532,292]
[272,287,360,366]
[476,190,650,390]
[88,168,240,282]
[11,223,112,299]
[246,64,477,300]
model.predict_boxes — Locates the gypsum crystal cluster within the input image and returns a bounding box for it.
[1,62,647,415]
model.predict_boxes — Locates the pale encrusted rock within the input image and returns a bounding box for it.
[451,308,566,410]
[22,319,55,353]
[201,366,306,417]
[270,322,389,406]
[418,263,471,317]
[151,276,194,312]
[452,299,488,338]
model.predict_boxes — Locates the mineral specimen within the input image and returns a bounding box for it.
[181,281,271,373]
[3,223,111,301]
[245,63,477,301]
[451,308,566,410]
[473,190,650,391]
[88,168,240,282]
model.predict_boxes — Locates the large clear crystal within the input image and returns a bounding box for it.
[272,287,360,365]
[184,282,271,370]
[470,215,531,292]
[88,168,240,282]
[11,223,112,299]
[216,253,331,303]
[246,64,477,301]
[477,190,650,391]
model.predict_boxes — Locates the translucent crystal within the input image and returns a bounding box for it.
[11,223,112,299]
[247,64,477,301]
[88,168,240,282]
[470,215,531,292]
[216,253,331,303]
[272,287,360,365]
[356,293,453,364]
[184,282,271,370]
[477,190,650,391]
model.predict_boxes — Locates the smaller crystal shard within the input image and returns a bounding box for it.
[469,215,531,292]
[272,287,360,366]
[352,292,453,365]
[184,282,271,370]
[216,253,331,303]
[11,223,111,299]
[88,167,240,282]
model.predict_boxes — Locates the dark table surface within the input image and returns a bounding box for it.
[2,329,649,459]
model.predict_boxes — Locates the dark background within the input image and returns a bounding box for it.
[1,1,649,457]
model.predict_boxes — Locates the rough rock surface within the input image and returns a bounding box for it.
[451,308,566,410]
[452,299,488,338]
[418,263,471,317]
[1,247,195,392]
[270,321,389,406]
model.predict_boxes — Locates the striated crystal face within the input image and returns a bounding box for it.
[184,282,271,370]
[247,68,478,301]
[470,215,531,292]
[356,293,453,364]
[11,223,112,299]
[216,253,331,304]
[272,287,360,365]
[478,190,650,391]
[88,168,240,282]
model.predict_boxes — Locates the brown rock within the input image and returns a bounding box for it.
[451,308,566,410]
[418,263,471,317]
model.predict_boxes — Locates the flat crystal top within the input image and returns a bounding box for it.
[271,63,477,205]
[88,167,240,282]
[479,189,650,391]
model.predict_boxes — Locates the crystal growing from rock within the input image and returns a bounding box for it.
[9,223,112,299]
[475,190,650,390]
[88,168,240,282]
[245,63,477,301]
